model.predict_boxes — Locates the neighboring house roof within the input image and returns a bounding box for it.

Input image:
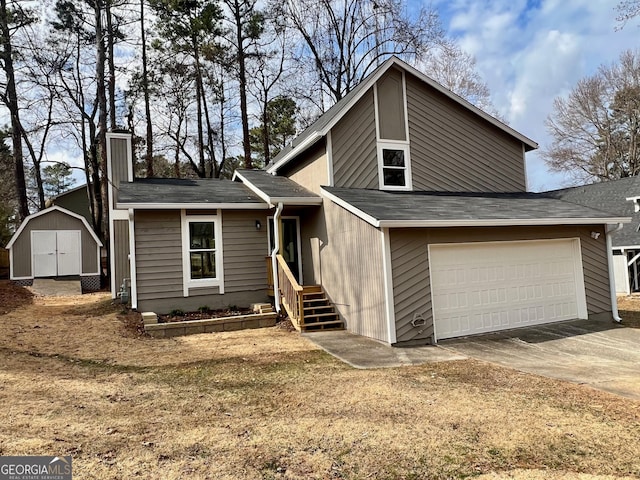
[116,178,268,210]
[322,187,630,228]
[232,169,321,205]
[547,176,640,248]
[50,183,93,224]
[6,205,103,249]
[267,56,538,175]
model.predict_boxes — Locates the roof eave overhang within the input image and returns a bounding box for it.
[116,202,269,210]
[376,217,632,228]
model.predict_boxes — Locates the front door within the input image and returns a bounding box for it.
[268,217,302,283]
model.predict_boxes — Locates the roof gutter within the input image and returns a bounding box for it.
[606,223,624,323]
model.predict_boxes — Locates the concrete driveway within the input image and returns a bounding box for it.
[441,318,640,400]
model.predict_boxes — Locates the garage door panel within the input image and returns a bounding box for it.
[430,240,587,340]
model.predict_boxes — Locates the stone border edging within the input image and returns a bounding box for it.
[143,312,278,338]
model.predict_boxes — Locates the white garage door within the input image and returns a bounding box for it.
[429,239,588,341]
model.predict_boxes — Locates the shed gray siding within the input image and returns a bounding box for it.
[405,74,526,192]
[332,90,378,189]
[11,209,99,278]
[301,199,387,342]
[112,219,130,291]
[134,209,269,313]
[390,225,612,345]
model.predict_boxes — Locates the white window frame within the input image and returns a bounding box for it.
[181,210,224,296]
[377,141,413,191]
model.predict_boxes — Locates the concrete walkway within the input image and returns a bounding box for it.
[441,318,640,401]
[305,320,640,401]
[303,330,465,369]
[30,278,82,296]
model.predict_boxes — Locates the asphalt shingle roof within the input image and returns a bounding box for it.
[547,177,640,248]
[323,187,629,227]
[234,169,320,202]
[117,178,265,206]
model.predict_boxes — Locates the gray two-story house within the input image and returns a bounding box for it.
[107,56,628,345]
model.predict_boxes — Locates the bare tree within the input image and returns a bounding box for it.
[420,43,501,118]
[543,50,640,182]
[616,0,640,29]
[0,0,33,220]
[281,0,445,105]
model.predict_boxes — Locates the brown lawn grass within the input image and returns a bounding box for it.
[617,296,640,328]
[0,280,639,479]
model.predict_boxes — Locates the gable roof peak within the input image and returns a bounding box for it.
[266,55,537,175]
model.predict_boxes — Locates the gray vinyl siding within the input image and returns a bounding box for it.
[301,199,387,342]
[134,210,183,304]
[112,220,130,291]
[332,90,378,189]
[222,210,269,293]
[109,136,130,188]
[390,225,612,345]
[377,67,406,141]
[579,225,611,314]
[406,75,526,192]
[11,210,99,278]
[134,209,270,314]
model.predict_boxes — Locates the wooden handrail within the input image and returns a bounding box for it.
[273,254,305,329]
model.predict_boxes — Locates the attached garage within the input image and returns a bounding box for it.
[6,206,103,291]
[429,239,588,340]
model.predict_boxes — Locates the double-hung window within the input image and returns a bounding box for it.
[181,212,223,295]
[377,142,412,190]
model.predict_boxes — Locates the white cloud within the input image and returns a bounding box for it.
[432,0,639,190]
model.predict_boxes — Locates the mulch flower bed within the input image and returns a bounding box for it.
[158,307,253,324]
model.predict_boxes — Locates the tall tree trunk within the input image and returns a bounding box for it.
[140,0,153,177]
[0,0,28,219]
[106,0,117,130]
[95,0,108,247]
[192,34,205,177]
[233,0,251,169]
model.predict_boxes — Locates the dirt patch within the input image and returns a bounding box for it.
[0,292,639,479]
[0,280,33,315]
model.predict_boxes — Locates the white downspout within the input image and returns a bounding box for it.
[271,202,284,313]
[606,223,624,322]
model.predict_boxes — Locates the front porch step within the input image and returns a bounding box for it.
[299,286,344,332]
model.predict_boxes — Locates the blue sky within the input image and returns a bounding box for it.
[430,0,639,191]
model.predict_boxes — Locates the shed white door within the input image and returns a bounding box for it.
[429,239,587,341]
[32,230,81,277]
[32,231,58,277]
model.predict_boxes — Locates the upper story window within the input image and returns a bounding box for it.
[377,142,412,190]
